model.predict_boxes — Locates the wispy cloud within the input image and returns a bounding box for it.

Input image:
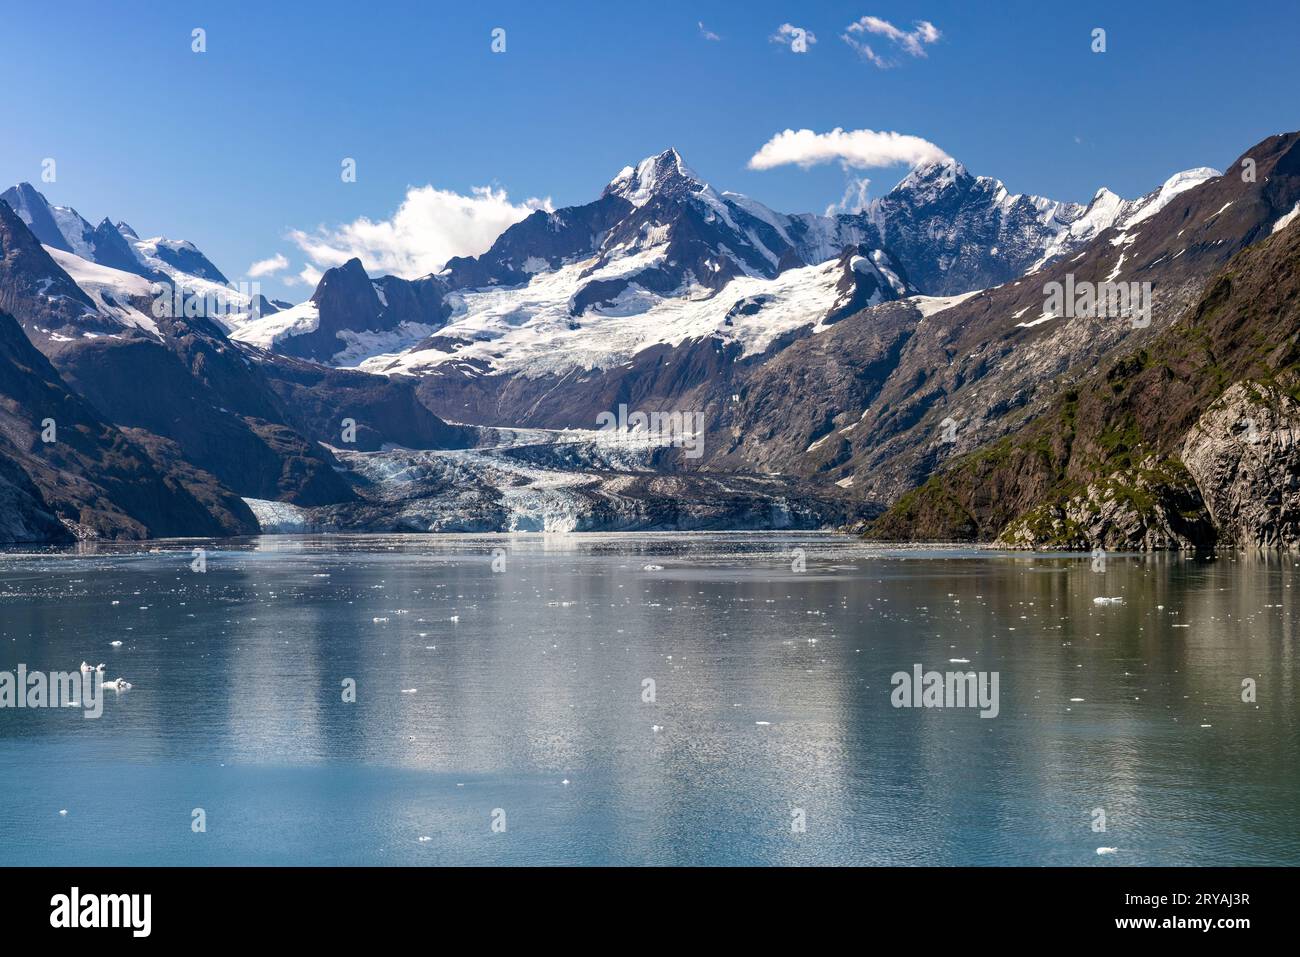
[829,177,873,215]
[698,21,721,42]
[770,23,816,51]
[288,184,552,281]
[841,16,940,68]
[290,263,323,289]
[246,252,289,278]
[748,127,949,171]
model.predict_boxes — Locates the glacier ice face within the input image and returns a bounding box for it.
[243,426,851,534]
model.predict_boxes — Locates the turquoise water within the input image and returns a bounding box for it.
[0,533,1296,866]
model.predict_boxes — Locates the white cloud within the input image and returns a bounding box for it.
[287,263,323,288]
[698,21,721,42]
[842,16,940,67]
[288,184,552,280]
[828,177,873,215]
[770,23,817,50]
[246,252,289,278]
[842,38,888,68]
[748,127,949,172]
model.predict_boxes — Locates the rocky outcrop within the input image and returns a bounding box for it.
[995,458,1215,550]
[1180,383,1300,548]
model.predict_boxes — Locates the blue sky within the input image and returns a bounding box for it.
[3,0,1297,299]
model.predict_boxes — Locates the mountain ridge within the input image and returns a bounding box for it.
[0,132,1292,545]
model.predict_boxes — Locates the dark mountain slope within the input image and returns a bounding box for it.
[0,308,252,540]
[761,132,1300,508]
[0,443,68,543]
[869,206,1300,548]
[41,314,356,507]
[251,349,475,452]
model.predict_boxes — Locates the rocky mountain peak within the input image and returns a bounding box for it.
[887,157,970,199]
[0,182,79,253]
[310,257,378,311]
[603,148,711,207]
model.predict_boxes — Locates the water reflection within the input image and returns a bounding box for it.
[0,535,1296,865]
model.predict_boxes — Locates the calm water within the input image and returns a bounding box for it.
[0,533,1296,866]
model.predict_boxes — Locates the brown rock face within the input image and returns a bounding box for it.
[1180,384,1300,548]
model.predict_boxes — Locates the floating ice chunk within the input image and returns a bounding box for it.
[1096,847,1118,855]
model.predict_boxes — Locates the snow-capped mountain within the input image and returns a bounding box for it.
[0,195,483,540]
[350,241,912,380]
[231,258,450,364]
[436,148,871,295]
[1,183,229,283]
[1028,166,1221,270]
[235,147,1217,374]
[233,148,908,367]
[860,159,1221,295]
[1,132,1280,546]
[0,182,267,330]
